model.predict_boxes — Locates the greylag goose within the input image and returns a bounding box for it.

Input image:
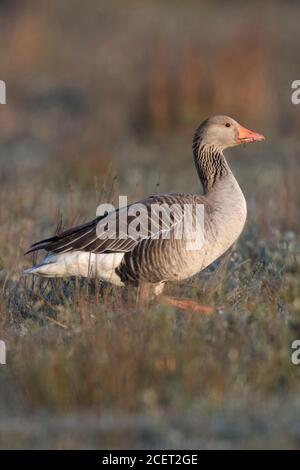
[24,116,265,313]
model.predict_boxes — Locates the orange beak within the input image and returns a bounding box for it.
[237,125,265,144]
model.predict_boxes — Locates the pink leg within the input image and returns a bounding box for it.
[159,295,221,315]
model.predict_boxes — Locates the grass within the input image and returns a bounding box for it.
[0,149,299,448]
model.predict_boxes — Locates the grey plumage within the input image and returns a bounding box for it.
[24,115,264,297]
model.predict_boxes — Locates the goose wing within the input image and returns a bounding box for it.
[25,194,197,255]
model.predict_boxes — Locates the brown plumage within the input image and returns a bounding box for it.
[24,116,265,313]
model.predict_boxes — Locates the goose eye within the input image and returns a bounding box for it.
[225,123,231,128]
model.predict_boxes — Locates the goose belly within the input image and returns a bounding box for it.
[171,203,247,281]
[24,251,125,286]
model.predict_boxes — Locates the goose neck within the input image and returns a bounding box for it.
[193,143,230,194]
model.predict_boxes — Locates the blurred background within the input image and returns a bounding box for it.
[0,0,300,449]
[0,0,299,218]
[0,0,299,244]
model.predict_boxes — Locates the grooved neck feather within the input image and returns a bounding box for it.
[193,140,229,194]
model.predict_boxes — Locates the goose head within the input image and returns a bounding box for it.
[194,115,265,151]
